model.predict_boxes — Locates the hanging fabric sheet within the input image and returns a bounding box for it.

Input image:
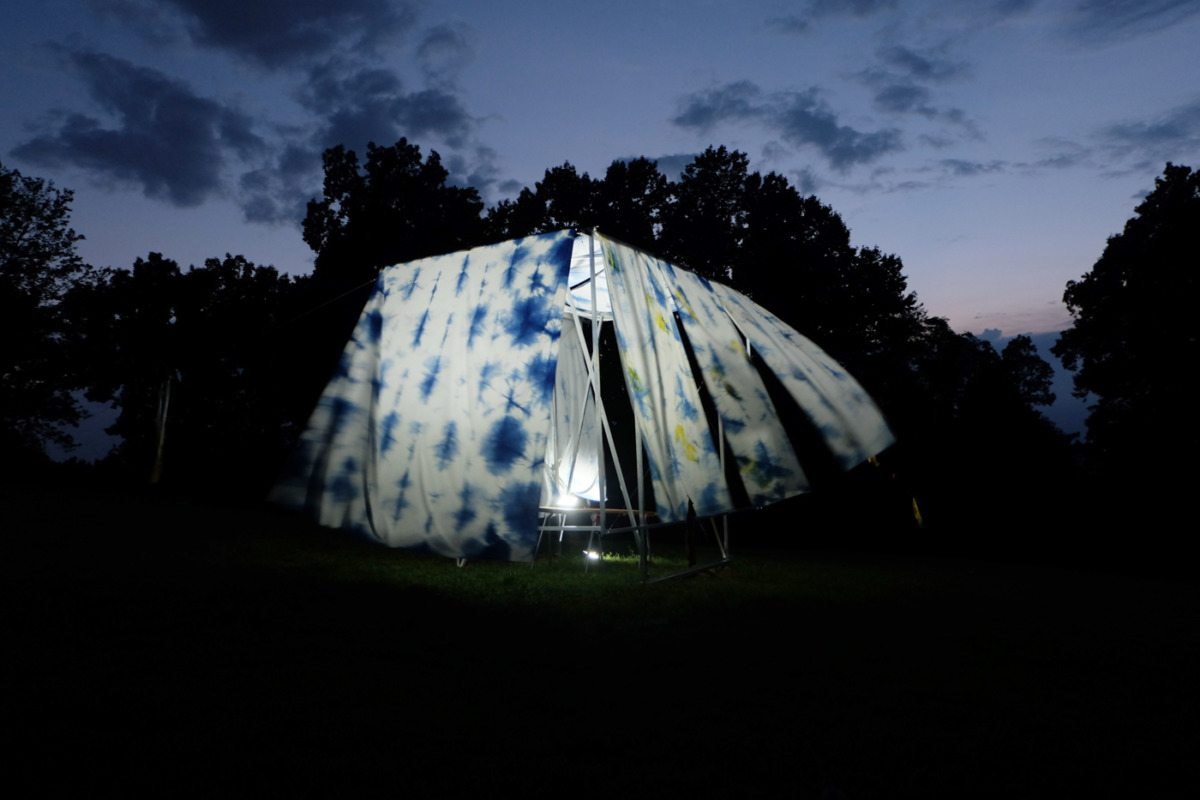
[601,237,733,522]
[661,262,809,506]
[272,232,574,561]
[709,282,895,470]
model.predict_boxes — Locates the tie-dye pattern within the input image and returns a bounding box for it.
[601,239,733,521]
[274,230,893,561]
[709,282,895,469]
[662,262,808,506]
[272,232,574,561]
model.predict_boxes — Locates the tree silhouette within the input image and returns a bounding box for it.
[1053,162,1199,475]
[658,146,750,283]
[0,160,94,463]
[1001,335,1055,408]
[304,140,485,291]
[70,253,294,492]
[484,158,669,253]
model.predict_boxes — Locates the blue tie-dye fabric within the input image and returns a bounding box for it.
[273,232,574,561]
[661,262,808,507]
[709,282,895,469]
[274,230,894,561]
[602,238,733,521]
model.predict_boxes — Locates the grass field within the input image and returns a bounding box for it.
[4,486,1197,798]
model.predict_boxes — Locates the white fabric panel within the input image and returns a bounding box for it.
[272,232,574,561]
[661,263,810,506]
[601,237,733,521]
[710,282,895,469]
[542,318,601,504]
[274,229,896,562]
[566,234,613,316]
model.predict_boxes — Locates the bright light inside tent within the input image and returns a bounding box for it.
[556,494,581,507]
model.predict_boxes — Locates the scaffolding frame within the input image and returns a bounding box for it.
[534,230,734,582]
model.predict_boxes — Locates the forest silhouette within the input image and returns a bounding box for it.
[3,147,1193,574]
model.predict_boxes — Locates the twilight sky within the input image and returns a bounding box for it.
[4,0,1199,341]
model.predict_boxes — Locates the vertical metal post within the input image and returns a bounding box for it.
[589,231,605,564]
[636,420,647,580]
[718,413,729,557]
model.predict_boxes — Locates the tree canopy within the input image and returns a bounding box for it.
[0,160,93,462]
[7,142,1073,547]
[1053,163,1199,471]
[303,139,485,292]
[67,253,295,490]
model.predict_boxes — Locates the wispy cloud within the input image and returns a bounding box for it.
[91,0,419,69]
[855,44,976,132]
[1059,0,1200,44]
[810,0,898,19]
[1099,99,1200,162]
[765,0,897,35]
[939,158,1006,176]
[672,81,902,170]
[237,143,320,224]
[417,22,475,90]
[764,16,810,35]
[877,45,970,83]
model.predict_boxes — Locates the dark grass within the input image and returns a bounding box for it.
[4,486,1197,798]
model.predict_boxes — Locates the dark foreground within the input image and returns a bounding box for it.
[4,487,1197,798]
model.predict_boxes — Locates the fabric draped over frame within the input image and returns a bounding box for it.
[273,230,894,562]
[273,232,574,561]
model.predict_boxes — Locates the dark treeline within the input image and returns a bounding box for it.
[2,147,1193,572]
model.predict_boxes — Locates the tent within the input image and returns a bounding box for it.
[271,229,893,570]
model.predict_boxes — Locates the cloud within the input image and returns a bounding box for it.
[765,16,810,35]
[877,45,970,83]
[93,0,419,69]
[790,166,821,194]
[810,0,897,18]
[645,153,700,181]
[1024,137,1093,170]
[299,60,476,152]
[867,77,973,129]
[1099,99,1200,162]
[774,90,903,169]
[13,50,263,206]
[443,146,502,196]
[940,158,1006,176]
[672,82,901,170]
[672,81,763,129]
[853,44,975,133]
[979,328,1003,343]
[237,143,320,224]
[1060,0,1200,44]
[873,82,933,114]
[418,22,475,89]
[992,0,1038,17]
[765,0,896,34]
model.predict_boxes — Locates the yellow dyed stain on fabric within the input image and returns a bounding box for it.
[628,367,645,394]
[604,245,620,273]
[674,424,699,462]
[645,293,670,333]
[740,457,767,488]
[674,288,698,322]
[729,339,746,356]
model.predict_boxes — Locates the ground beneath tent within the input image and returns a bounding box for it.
[4,487,1197,798]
